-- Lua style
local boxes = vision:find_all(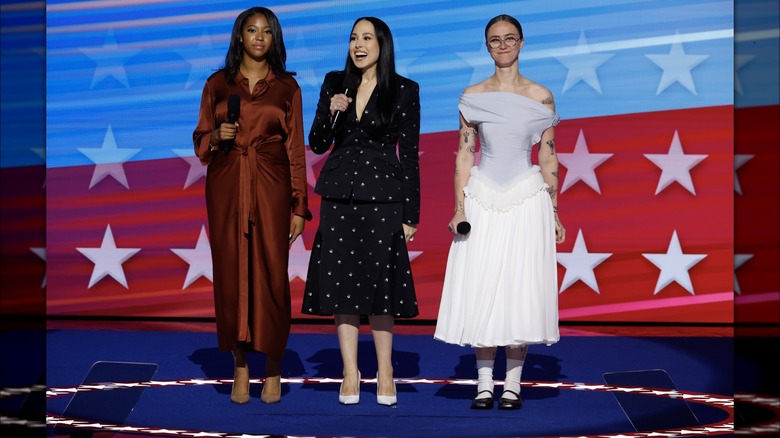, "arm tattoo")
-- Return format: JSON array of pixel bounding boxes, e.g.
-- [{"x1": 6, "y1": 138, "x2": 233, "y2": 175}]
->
[
  {"x1": 541, "y1": 97, "x2": 553, "y2": 105},
  {"x1": 467, "y1": 145, "x2": 476, "y2": 155},
  {"x1": 460, "y1": 126, "x2": 477, "y2": 144},
  {"x1": 546, "y1": 138, "x2": 555, "y2": 155}
]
